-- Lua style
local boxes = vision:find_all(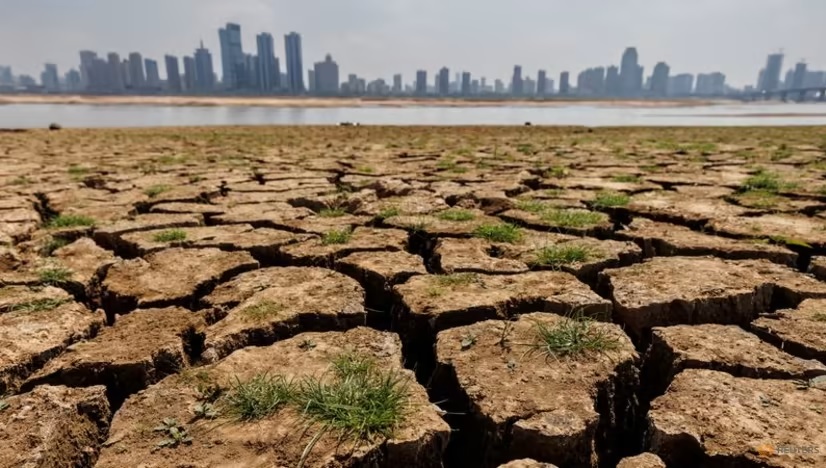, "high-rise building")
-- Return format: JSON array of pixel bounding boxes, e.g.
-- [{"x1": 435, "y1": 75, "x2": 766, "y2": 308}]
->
[
  {"x1": 284, "y1": 32, "x2": 305, "y2": 93},
  {"x1": 461, "y1": 72, "x2": 471, "y2": 95},
  {"x1": 494, "y1": 79, "x2": 504, "y2": 94},
  {"x1": 128, "y1": 52, "x2": 145, "y2": 89},
  {"x1": 107, "y1": 53, "x2": 125, "y2": 91},
  {"x1": 437, "y1": 67, "x2": 450, "y2": 96},
  {"x1": 183, "y1": 56, "x2": 196, "y2": 91},
  {"x1": 0, "y1": 66, "x2": 13, "y2": 86},
  {"x1": 511, "y1": 66, "x2": 523, "y2": 95},
  {"x1": 256, "y1": 33, "x2": 280, "y2": 92},
  {"x1": 804, "y1": 70, "x2": 826, "y2": 88},
  {"x1": 695, "y1": 72, "x2": 726, "y2": 95},
  {"x1": 537, "y1": 70, "x2": 547, "y2": 96},
  {"x1": 605, "y1": 66, "x2": 621, "y2": 95},
  {"x1": 559, "y1": 71, "x2": 570, "y2": 95},
  {"x1": 668, "y1": 73, "x2": 694, "y2": 96},
  {"x1": 620, "y1": 47, "x2": 643, "y2": 96},
  {"x1": 219, "y1": 23, "x2": 244, "y2": 89},
  {"x1": 41, "y1": 64, "x2": 60, "y2": 92},
  {"x1": 313, "y1": 54, "x2": 339, "y2": 95},
  {"x1": 64, "y1": 69, "x2": 81, "y2": 91},
  {"x1": 791, "y1": 62, "x2": 808, "y2": 89},
  {"x1": 415, "y1": 70, "x2": 427, "y2": 95},
  {"x1": 194, "y1": 41, "x2": 215, "y2": 91},
  {"x1": 650, "y1": 62, "x2": 670, "y2": 96},
  {"x1": 392, "y1": 74, "x2": 402, "y2": 94},
  {"x1": 79, "y1": 50, "x2": 97, "y2": 89},
  {"x1": 121, "y1": 60, "x2": 131, "y2": 88},
  {"x1": 760, "y1": 52, "x2": 784, "y2": 92},
  {"x1": 577, "y1": 67, "x2": 606, "y2": 95},
  {"x1": 165, "y1": 55, "x2": 182, "y2": 92},
  {"x1": 144, "y1": 59, "x2": 161, "y2": 89},
  {"x1": 242, "y1": 54, "x2": 258, "y2": 89}
]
